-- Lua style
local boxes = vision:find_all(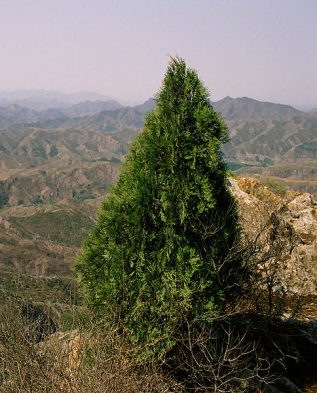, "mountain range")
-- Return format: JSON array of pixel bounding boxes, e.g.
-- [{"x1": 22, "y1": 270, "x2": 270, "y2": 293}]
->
[
  {"x1": 0, "y1": 92, "x2": 317, "y2": 277},
  {"x1": 1, "y1": 94, "x2": 316, "y2": 174}
]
